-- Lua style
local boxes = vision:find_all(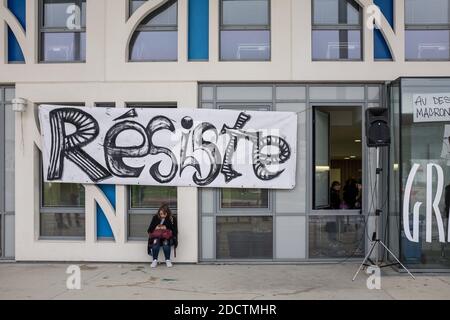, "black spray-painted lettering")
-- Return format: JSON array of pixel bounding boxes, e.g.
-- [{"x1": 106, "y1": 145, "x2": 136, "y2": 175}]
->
[
  {"x1": 46, "y1": 109, "x2": 292, "y2": 186},
  {"x1": 104, "y1": 120, "x2": 150, "y2": 177},
  {"x1": 47, "y1": 108, "x2": 112, "y2": 182}
]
